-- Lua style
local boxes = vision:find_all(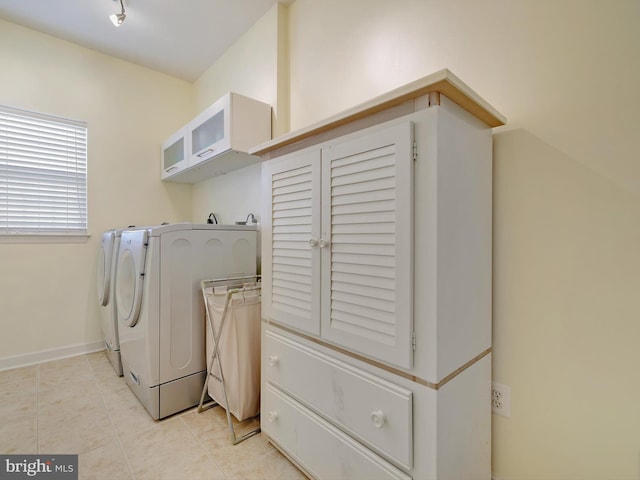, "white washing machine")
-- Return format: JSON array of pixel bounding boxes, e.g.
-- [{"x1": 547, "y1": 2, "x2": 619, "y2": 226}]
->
[
  {"x1": 97, "y1": 229, "x2": 125, "y2": 376},
  {"x1": 115, "y1": 223, "x2": 257, "y2": 420}
]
